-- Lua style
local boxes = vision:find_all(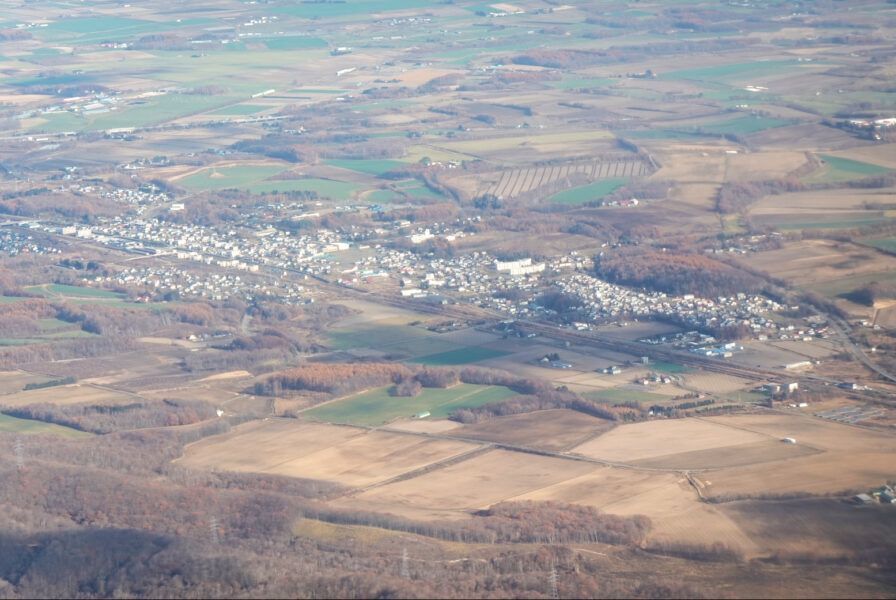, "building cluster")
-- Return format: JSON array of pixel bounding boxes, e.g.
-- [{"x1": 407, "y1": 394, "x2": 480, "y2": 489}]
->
[
  {"x1": 550, "y1": 272, "x2": 784, "y2": 333},
  {"x1": 97, "y1": 264, "x2": 312, "y2": 304},
  {"x1": 0, "y1": 229, "x2": 60, "y2": 257},
  {"x1": 854, "y1": 484, "x2": 896, "y2": 505},
  {"x1": 27, "y1": 202, "x2": 796, "y2": 338}
]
